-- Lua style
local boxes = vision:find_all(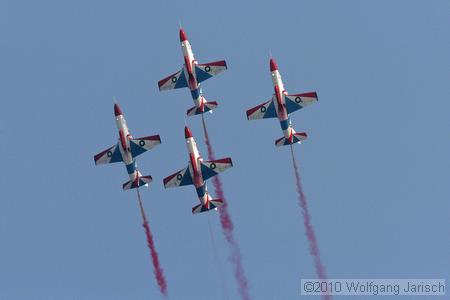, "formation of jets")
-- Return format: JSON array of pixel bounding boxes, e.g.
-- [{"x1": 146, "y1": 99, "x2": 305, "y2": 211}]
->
[{"x1": 94, "y1": 28, "x2": 318, "y2": 214}]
